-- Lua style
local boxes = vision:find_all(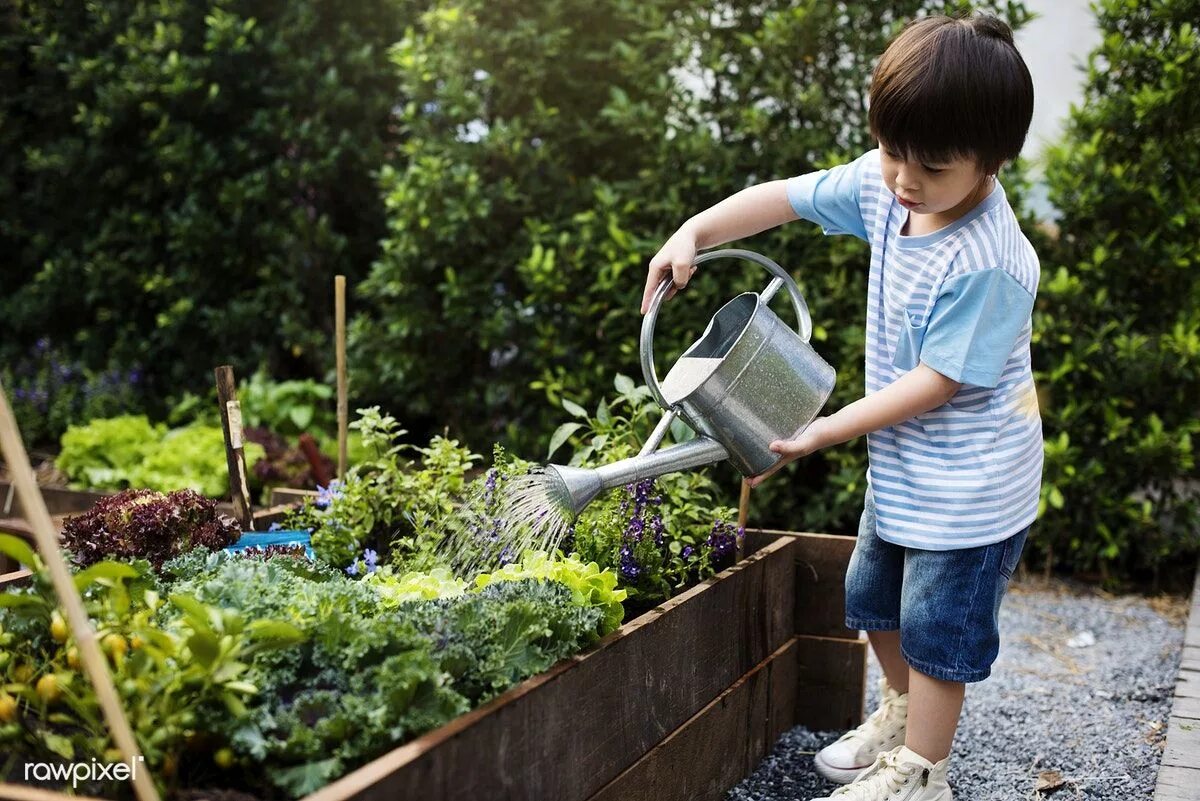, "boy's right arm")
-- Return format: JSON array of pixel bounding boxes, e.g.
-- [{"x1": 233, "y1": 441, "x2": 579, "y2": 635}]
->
[
  {"x1": 641, "y1": 152, "x2": 873, "y2": 314},
  {"x1": 640, "y1": 180, "x2": 796, "y2": 314}
]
